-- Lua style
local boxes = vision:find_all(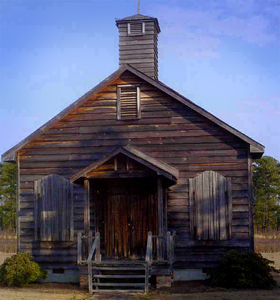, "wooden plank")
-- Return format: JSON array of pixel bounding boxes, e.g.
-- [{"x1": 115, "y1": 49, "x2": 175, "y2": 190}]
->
[
  {"x1": 77, "y1": 231, "x2": 82, "y2": 264},
  {"x1": 188, "y1": 179, "x2": 194, "y2": 239},
  {"x1": 248, "y1": 153, "x2": 254, "y2": 250},
  {"x1": 17, "y1": 153, "x2": 21, "y2": 251},
  {"x1": 209, "y1": 171, "x2": 214, "y2": 240},
  {"x1": 84, "y1": 179, "x2": 90, "y2": 234},
  {"x1": 227, "y1": 177, "x2": 232, "y2": 239}
]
